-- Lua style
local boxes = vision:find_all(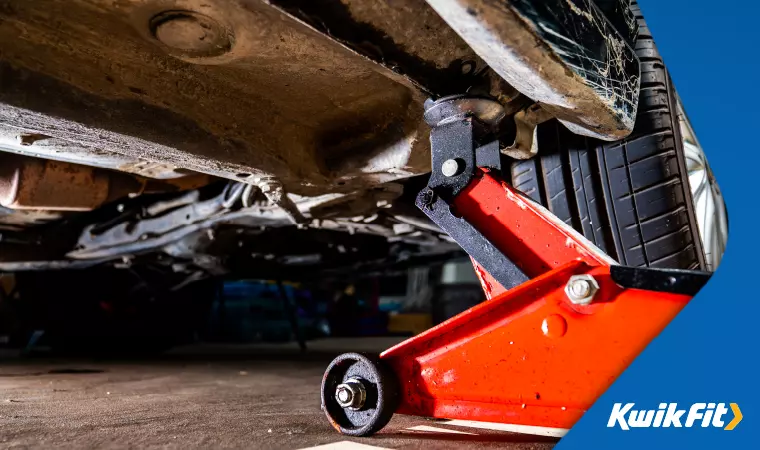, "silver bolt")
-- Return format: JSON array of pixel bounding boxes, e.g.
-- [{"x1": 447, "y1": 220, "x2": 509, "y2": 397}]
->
[
  {"x1": 336, "y1": 387, "x2": 351, "y2": 403},
  {"x1": 441, "y1": 159, "x2": 461, "y2": 177},
  {"x1": 335, "y1": 378, "x2": 366, "y2": 410},
  {"x1": 570, "y1": 280, "x2": 591, "y2": 298},
  {"x1": 565, "y1": 274, "x2": 599, "y2": 305}
]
